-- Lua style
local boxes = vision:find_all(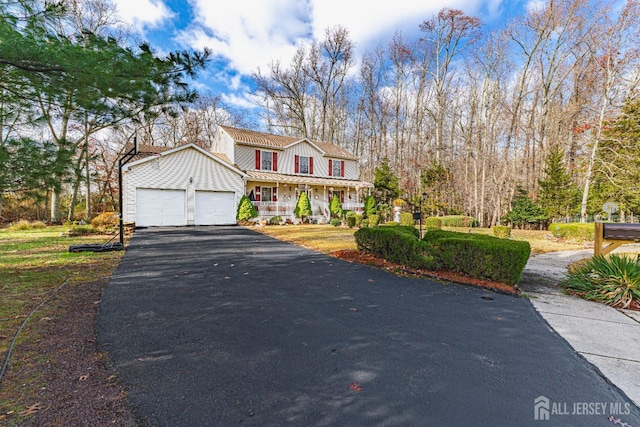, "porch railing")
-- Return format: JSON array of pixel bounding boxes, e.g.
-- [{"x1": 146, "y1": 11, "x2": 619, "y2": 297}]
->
[
  {"x1": 252, "y1": 201, "x2": 295, "y2": 217},
  {"x1": 252, "y1": 201, "x2": 365, "y2": 219},
  {"x1": 342, "y1": 202, "x2": 364, "y2": 213}
]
